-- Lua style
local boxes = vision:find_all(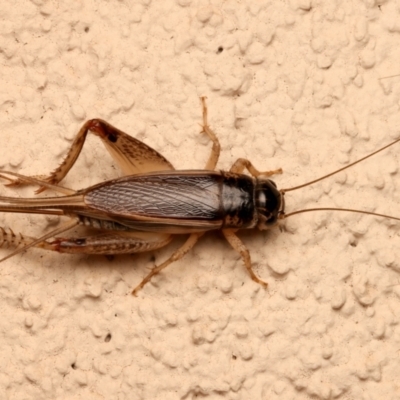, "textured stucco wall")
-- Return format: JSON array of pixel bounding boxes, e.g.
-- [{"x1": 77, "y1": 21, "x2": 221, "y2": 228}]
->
[{"x1": 1, "y1": 1, "x2": 400, "y2": 399}]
